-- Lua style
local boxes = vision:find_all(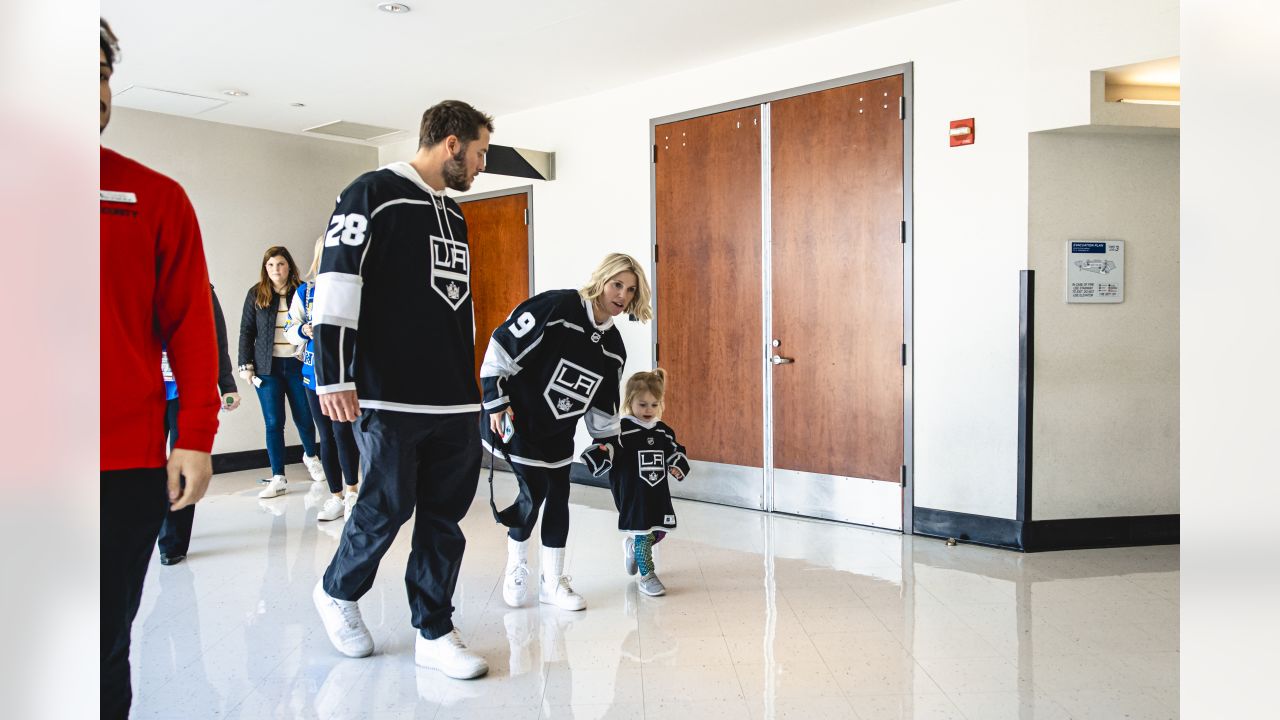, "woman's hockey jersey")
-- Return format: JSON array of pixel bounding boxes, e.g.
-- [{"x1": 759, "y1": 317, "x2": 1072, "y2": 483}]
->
[
  {"x1": 608, "y1": 416, "x2": 691, "y2": 533},
  {"x1": 312, "y1": 163, "x2": 479, "y2": 413},
  {"x1": 480, "y1": 289, "x2": 625, "y2": 465}
]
